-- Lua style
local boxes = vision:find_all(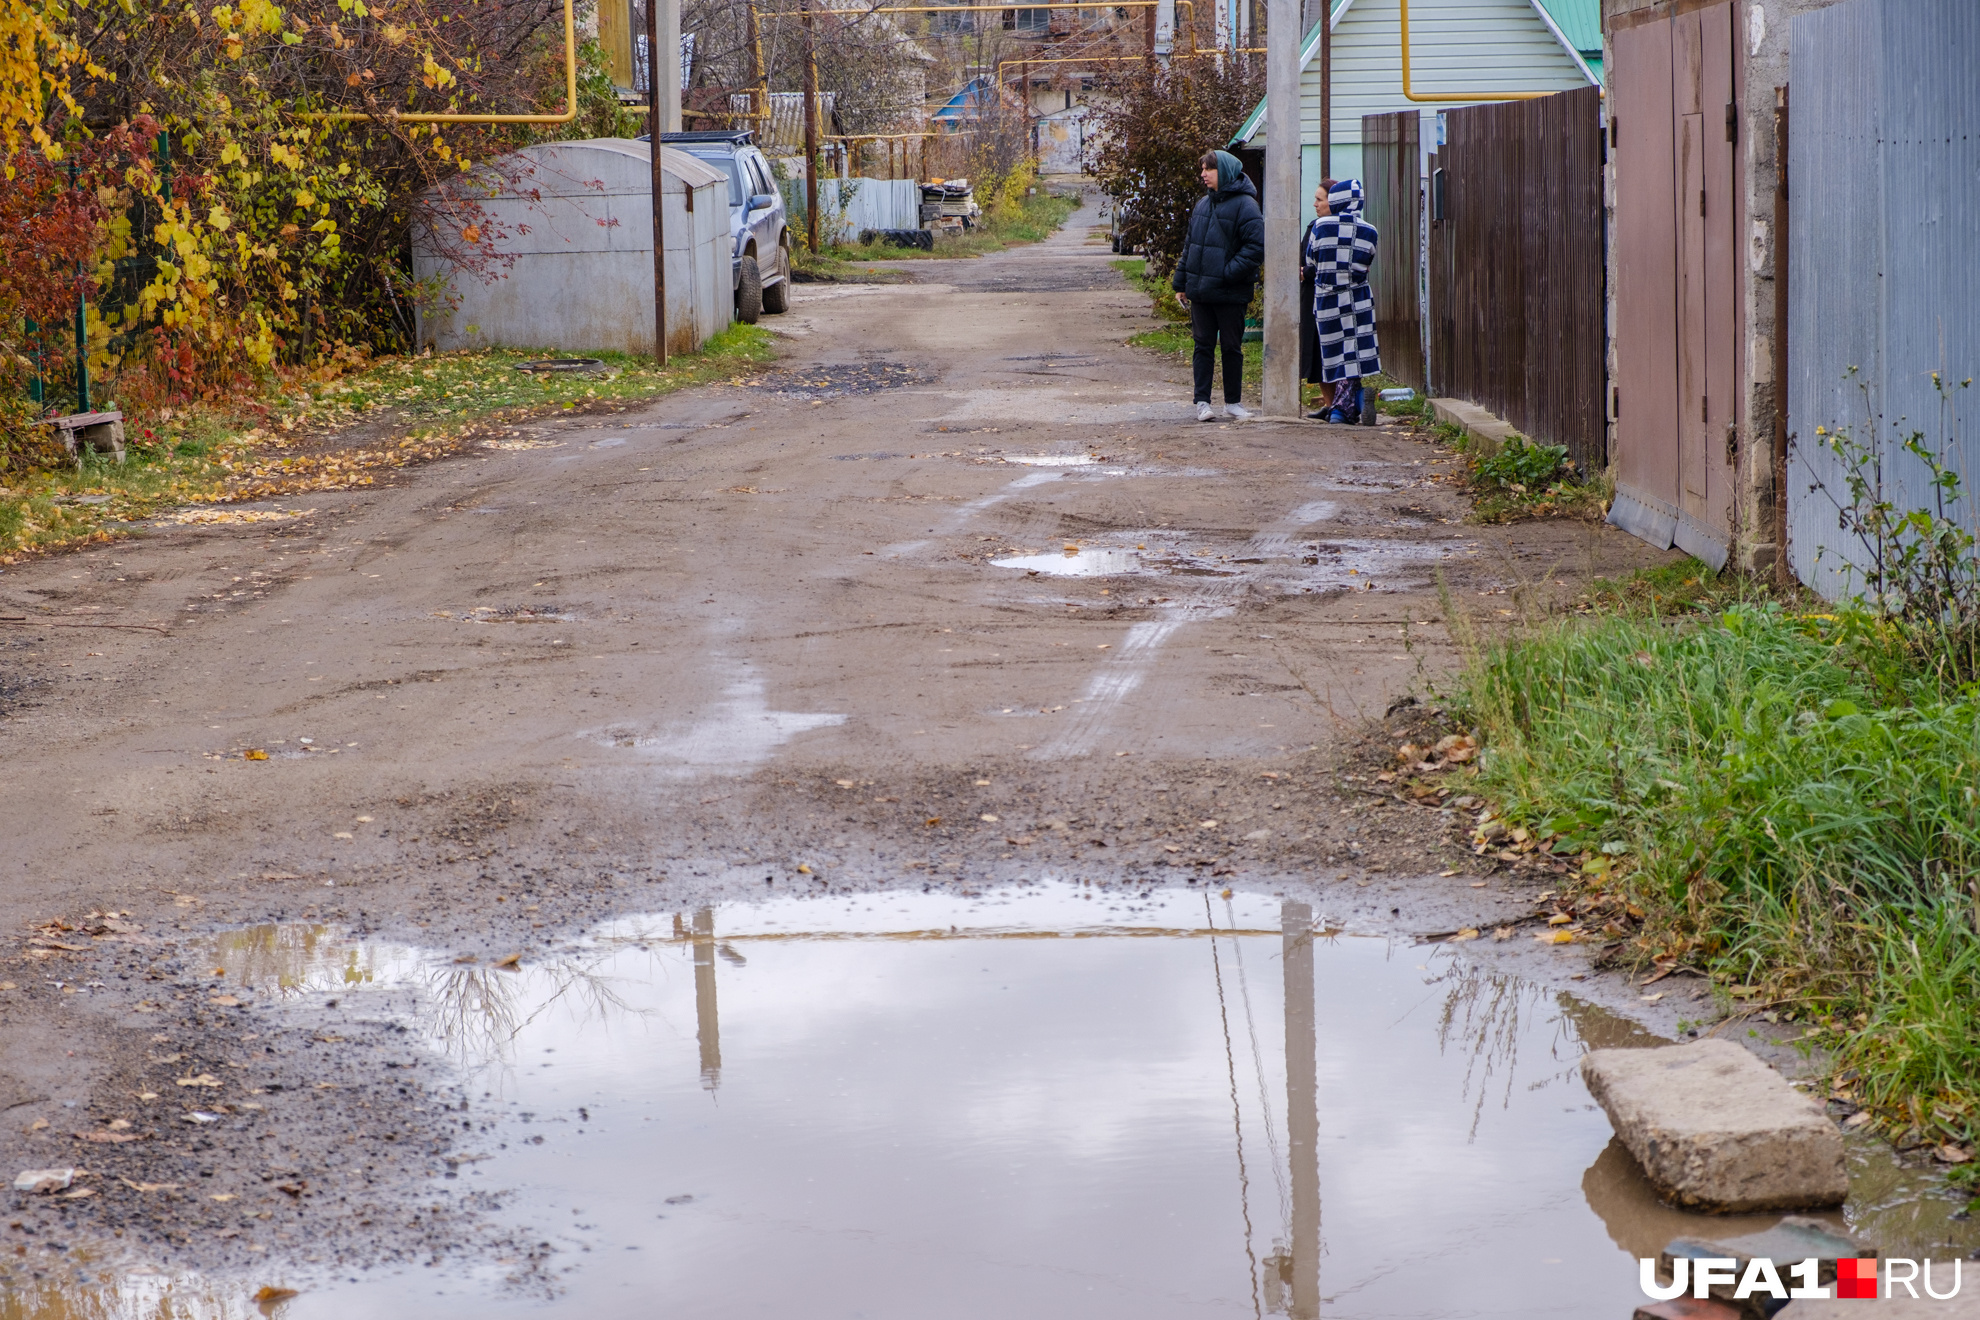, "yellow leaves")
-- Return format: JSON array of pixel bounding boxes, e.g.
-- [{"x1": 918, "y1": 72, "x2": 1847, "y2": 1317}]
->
[
  {"x1": 207, "y1": 207, "x2": 232, "y2": 231},
  {"x1": 218, "y1": 140, "x2": 244, "y2": 166},
  {"x1": 421, "y1": 52, "x2": 455, "y2": 90},
  {"x1": 294, "y1": 189, "x2": 316, "y2": 208},
  {"x1": 0, "y1": 3, "x2": 89, "y2": 159},
  {"x1": 461, "y1": 225, "x2": 480, "y2": 244},
  {"x1": 382, "y1": 22, "x2": 408, "y2": 44},
  {"x1": 269, "y1": 142, "x2": 301, "y2": 169}
]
